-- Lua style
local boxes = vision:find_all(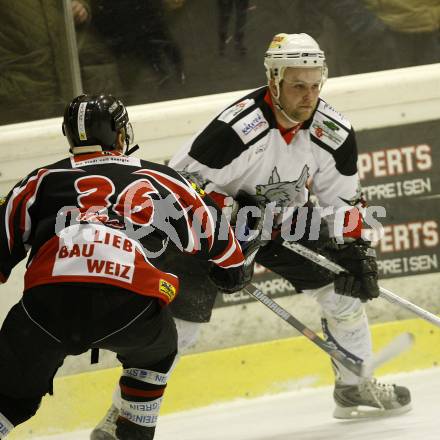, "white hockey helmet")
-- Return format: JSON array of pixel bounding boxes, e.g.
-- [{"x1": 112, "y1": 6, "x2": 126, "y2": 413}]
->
[{"x1": 264, "y1": 33, "x2": 328, "y2": 95}]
